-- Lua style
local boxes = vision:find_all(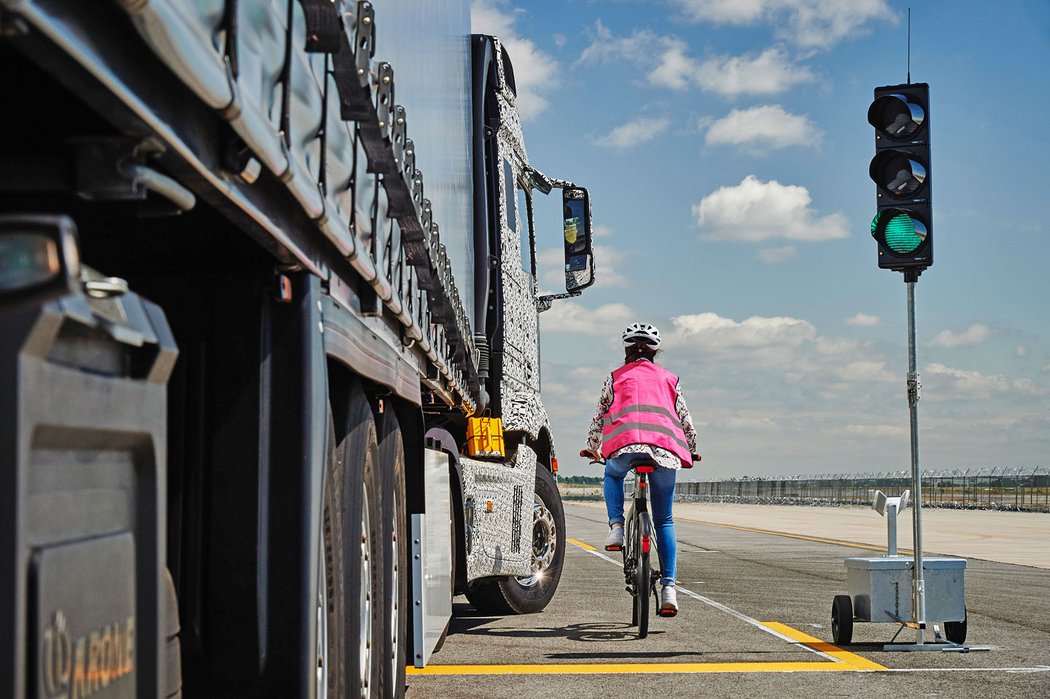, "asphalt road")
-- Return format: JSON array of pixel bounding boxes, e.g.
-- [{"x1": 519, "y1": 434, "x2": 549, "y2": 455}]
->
[{"x1": 405, "y1": 502, "x2": 1050, "y2": 698}]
